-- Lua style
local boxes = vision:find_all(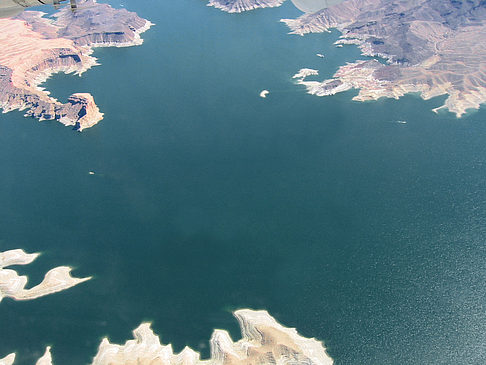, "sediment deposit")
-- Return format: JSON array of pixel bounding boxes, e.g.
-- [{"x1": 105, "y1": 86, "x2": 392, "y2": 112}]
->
[
  {"x1": 0, "y1": 0, "x2": 151, "y2": 130},
  {"x1": 0, "y1": 249, "x2": 90, "y2": 302},
  {"x1": 3, "y1": 309, "x2": 333, "y2": 365}
]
